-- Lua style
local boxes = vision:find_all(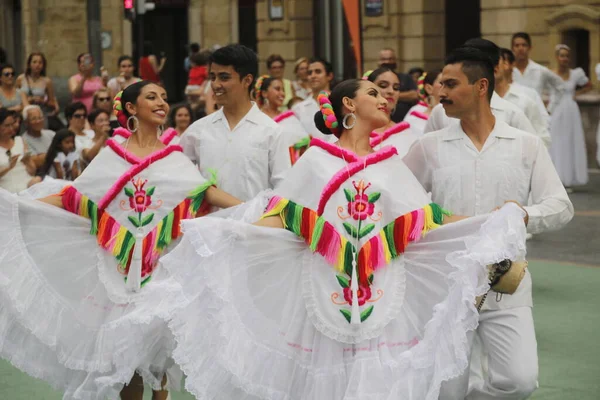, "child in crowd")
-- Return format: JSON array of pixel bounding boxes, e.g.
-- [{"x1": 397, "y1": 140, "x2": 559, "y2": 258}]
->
[{"x1": 40, "y1": 129, "x2": 79, "y2": 180}]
